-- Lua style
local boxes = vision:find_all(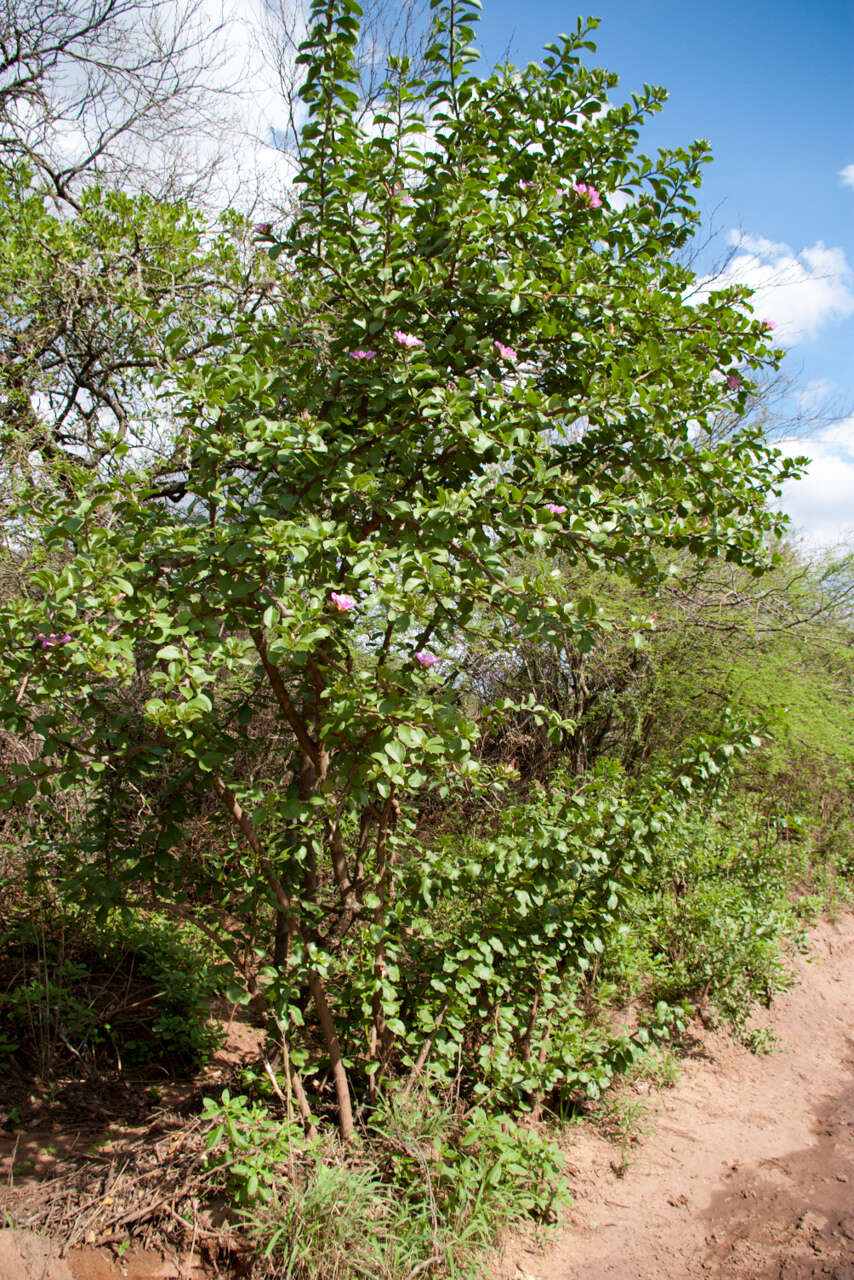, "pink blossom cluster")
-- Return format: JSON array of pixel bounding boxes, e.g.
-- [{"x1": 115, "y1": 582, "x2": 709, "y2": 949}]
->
[
  {"x1": 393, "y1": 331, "x2": 423, "y2": 349},
  {"x1": 347, "y1": 330, "x2": 529, "y2": 364},
  {"x1": 347, "y1": 329, "x2": 530, "y2": 366},
  {"x1": 761, "y1": 318, "x2": 777, "y2": 331},
  {"x1": 37, "y1": 633, "x2": 71, "y2": 648},
  {"x1": 414, "y1": 650, "x2": 440, "y2": 666},
  {"x1": 545, "y1": 503, "x2": 567, "y2": 516},
  {"x1": 573, "y1": 183, "x2": 602, "y2": 208},
  {"x1": 727, "y1": 373, "x2": 742, "y2": 391},
  {"x1": 330, "y1": 592, "x2": 357, "y2": 611}
]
